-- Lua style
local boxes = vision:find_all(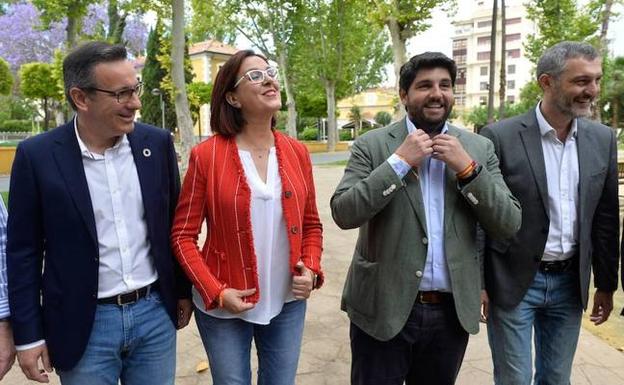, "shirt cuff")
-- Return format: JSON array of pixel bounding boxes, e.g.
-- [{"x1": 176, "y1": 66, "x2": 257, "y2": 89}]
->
[
  {"x1": 16, "y1": 339, "x2": 46, "y2": 351},
  {"x1": 387, "y1": 154, "x2": 411, "y2": 179}
]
